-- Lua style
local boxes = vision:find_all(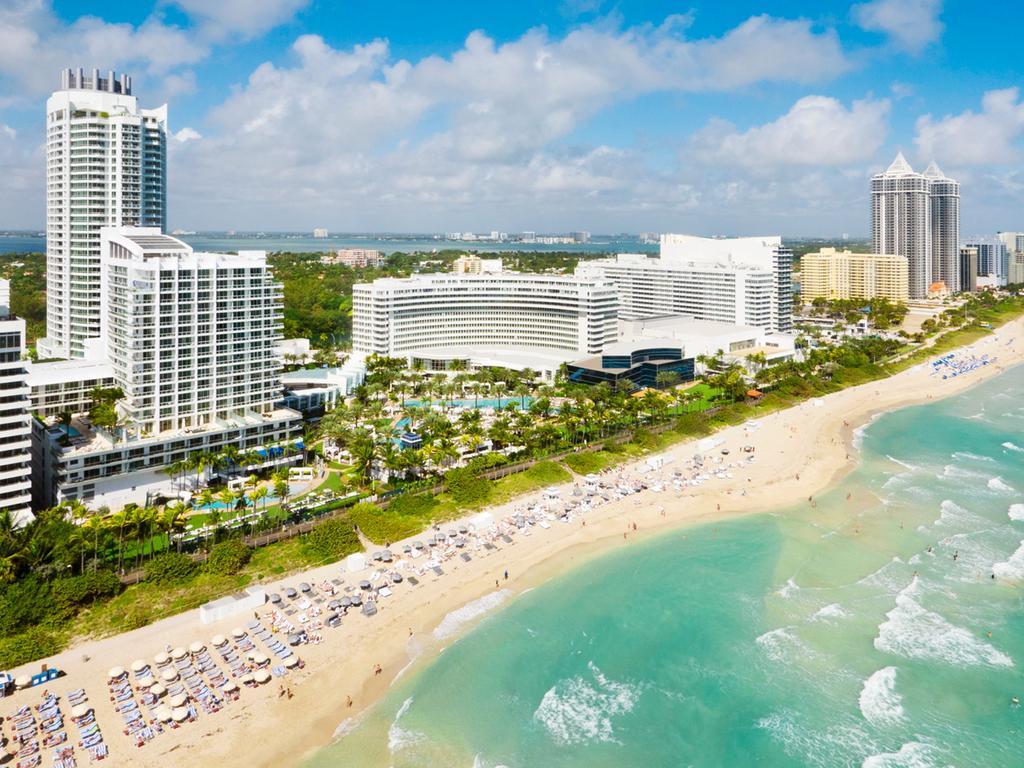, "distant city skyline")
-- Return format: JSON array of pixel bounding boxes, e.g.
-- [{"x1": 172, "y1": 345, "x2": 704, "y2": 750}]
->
[{"x1": 1, "y1": 1, "x2": 1023, "y2": 234}]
